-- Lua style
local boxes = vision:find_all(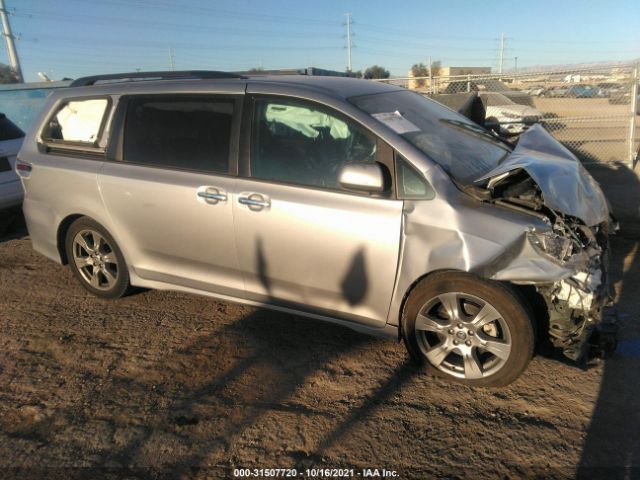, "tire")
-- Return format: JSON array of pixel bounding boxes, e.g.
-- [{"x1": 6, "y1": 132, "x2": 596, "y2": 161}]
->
[
  {"x1": 401, "y1": 272, "x2": 535, "y2": 387},
  {"x1": 64, "y1": 217, "x2": 131, "y2": 299}
]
